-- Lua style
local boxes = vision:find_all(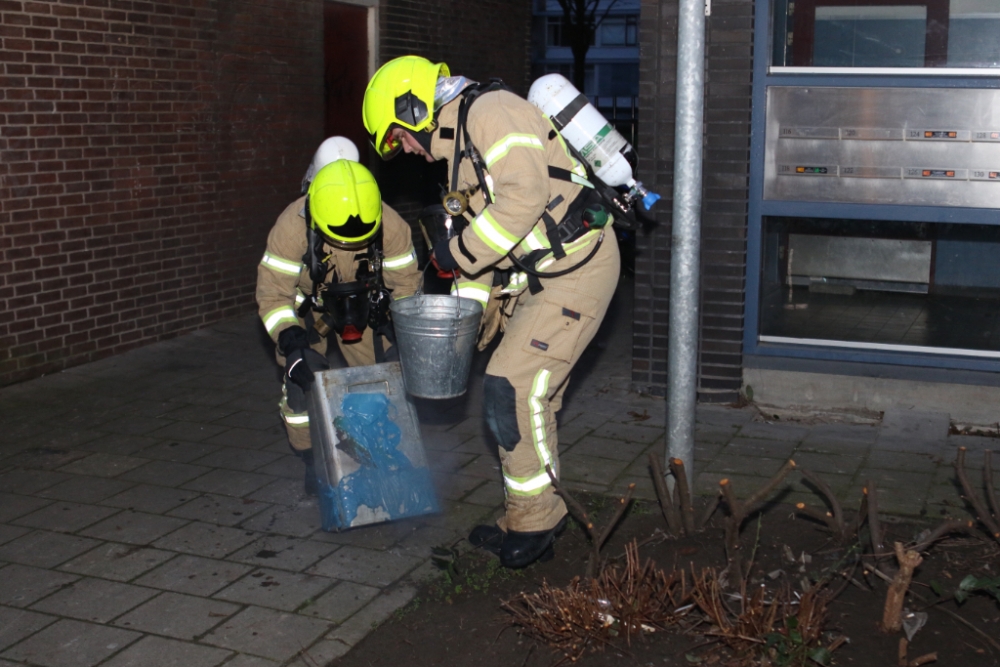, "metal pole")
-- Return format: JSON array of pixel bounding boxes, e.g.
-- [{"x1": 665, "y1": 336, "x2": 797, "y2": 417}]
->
[{"x1": 666, "y1": 0, "x2": 706, "y2": 498}]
